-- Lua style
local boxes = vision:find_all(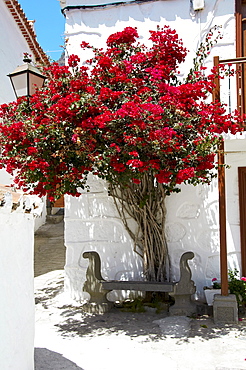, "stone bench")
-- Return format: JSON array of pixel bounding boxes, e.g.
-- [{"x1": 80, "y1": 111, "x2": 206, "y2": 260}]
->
[{"x1": 82, "y1": 250, "x2": 196, "y2": 315}]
